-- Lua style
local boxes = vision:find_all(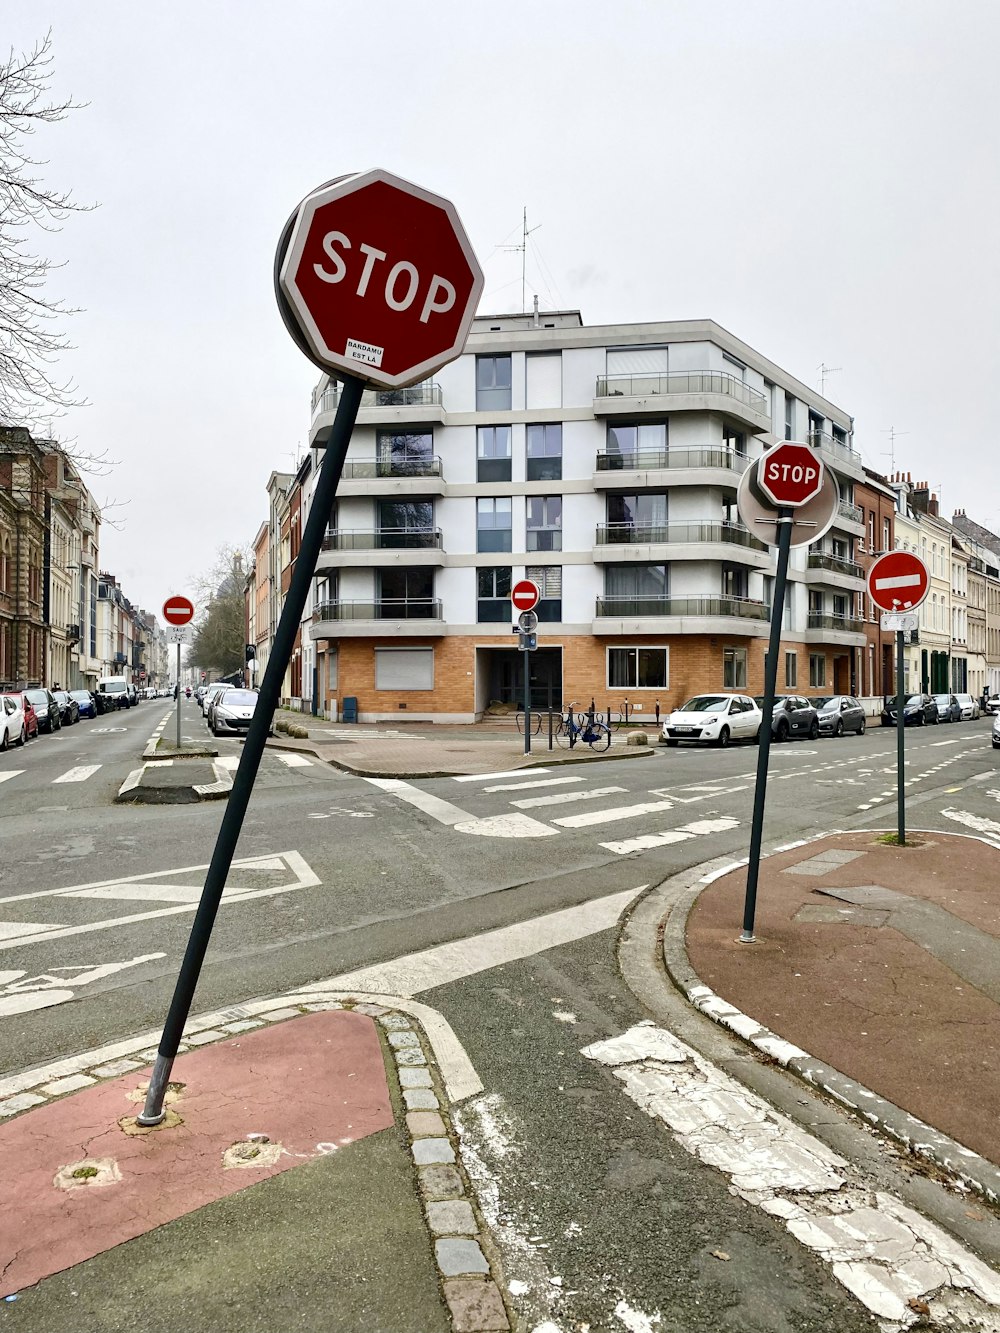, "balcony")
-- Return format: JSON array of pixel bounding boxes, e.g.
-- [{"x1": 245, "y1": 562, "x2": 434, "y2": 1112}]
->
[
  {"x1": 311, "y1": 598, "x2": 445, "y2": 639},
  {"x1": 315, "y1": 529, "x2": 445, "y2": 570},
  {"x1": 114, "y1": 651, "x2": 127, "y2": 665},
  {"x1": 806, "y1": 429, "x2": 864, "y2": 475},
  {"x1": 311, "y1": 381, "x2": 444, "y2": 443},
  {"x1": 807, "y1": 611, "x2": 863, "y2": 632},
  {"x1": 336, "y1": 455, "x2": 445, "y2": 498},
  {"x1": 66, "y1": 623, "x2": 80, "y2": 643},
  {"x1": 806, "y1": 551, "x2": 865, "y2": 583},
  {"x1": 836, "y1": 499, "x2": 864, "y2": 525},
  {"x1": 593, "y1": 446, "x2": 749, "y2": 490},
  {"x1": 593, "y1": 594, "x2": 770, "y2": 635},
  {"x1": 594, "y1": 520, "x2": 771, "y2": 567},
  {"x1": 594, "y1": 371, "x2": 770, "y2": 432}
]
